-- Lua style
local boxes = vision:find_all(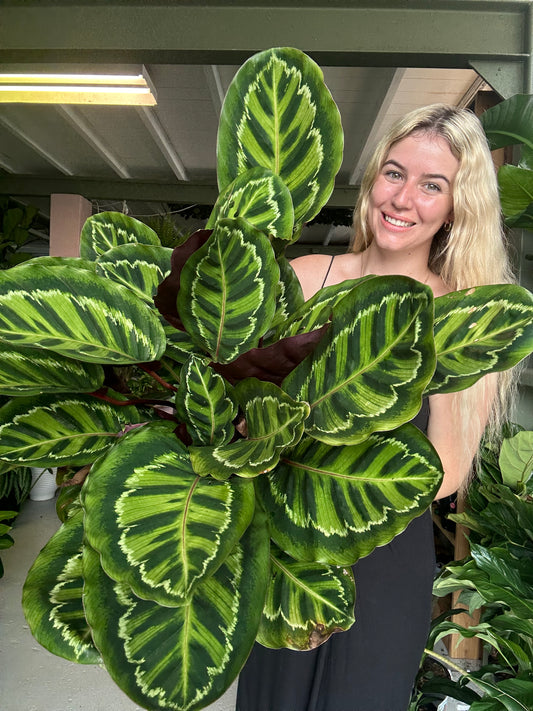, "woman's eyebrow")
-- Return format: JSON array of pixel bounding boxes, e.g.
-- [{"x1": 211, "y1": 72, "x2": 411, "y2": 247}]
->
[{"x1": 383, "y1": 159, "x2": 452, "y2": 185}]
